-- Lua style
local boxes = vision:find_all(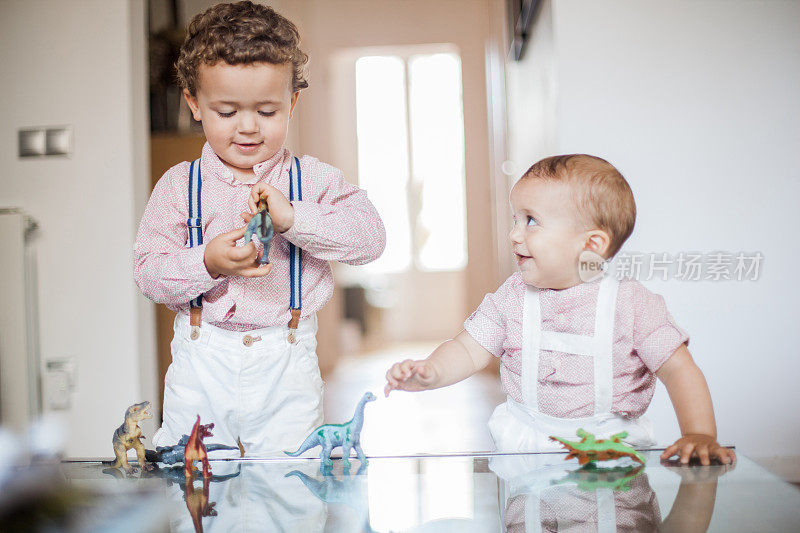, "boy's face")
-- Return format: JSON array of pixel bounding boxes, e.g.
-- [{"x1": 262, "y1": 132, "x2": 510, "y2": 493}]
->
[
  {"x1": 509, "y1": 179, "x2": 592, "y2": 289},
  {"x1": 184, "y1": 62, "x2": 298, "y2": 179}
]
